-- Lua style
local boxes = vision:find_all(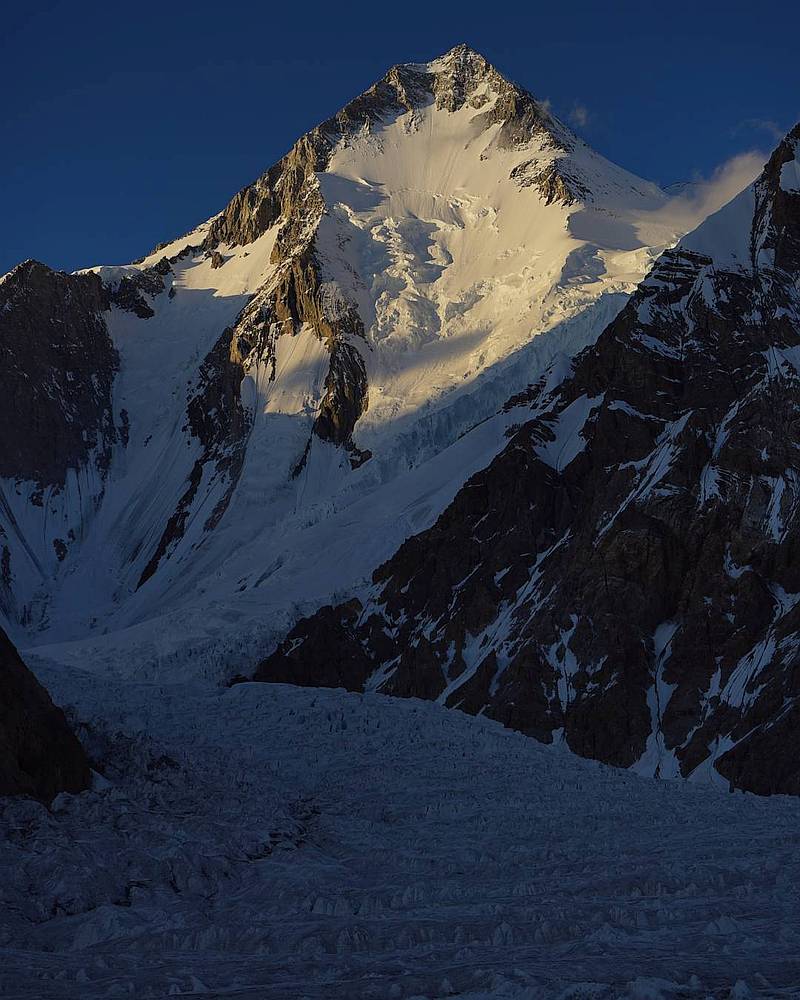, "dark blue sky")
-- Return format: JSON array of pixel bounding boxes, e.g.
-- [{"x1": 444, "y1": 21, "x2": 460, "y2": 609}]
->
[{"x1": 2, "y1": 0, "x2": 798, "y2": 274}]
